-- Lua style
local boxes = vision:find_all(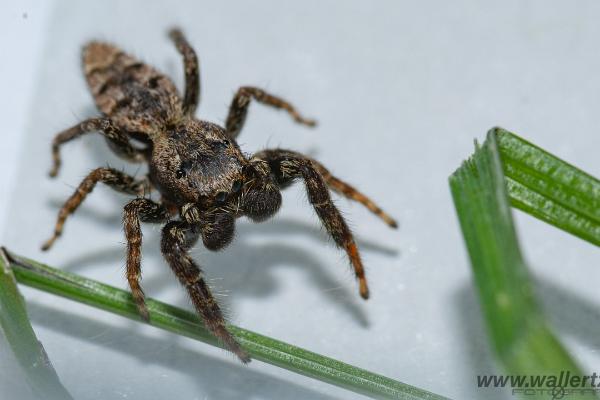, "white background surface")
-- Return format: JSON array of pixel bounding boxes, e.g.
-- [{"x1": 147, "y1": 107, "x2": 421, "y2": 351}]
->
[{"x1": 3, "y1": 1, "x2": 600, "y2": 399}]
